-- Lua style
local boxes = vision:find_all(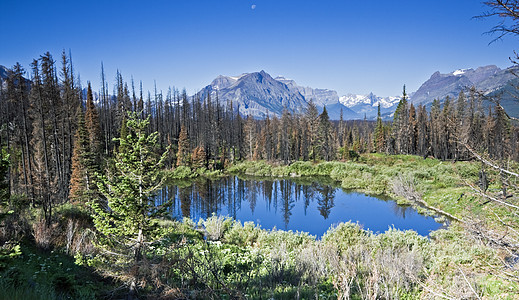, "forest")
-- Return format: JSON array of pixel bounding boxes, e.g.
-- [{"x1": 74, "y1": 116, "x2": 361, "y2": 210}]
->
[{"x1": 1, "y1": 54, "x2": 517, "y2": 217}]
